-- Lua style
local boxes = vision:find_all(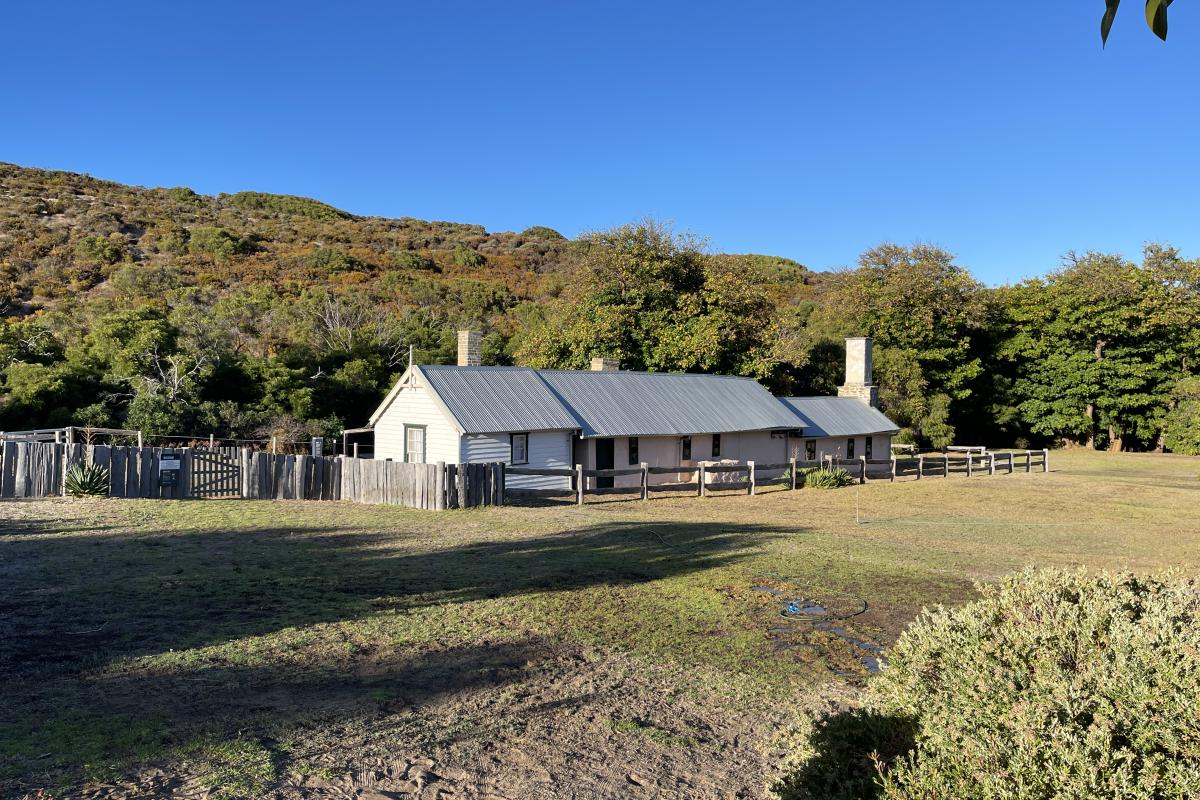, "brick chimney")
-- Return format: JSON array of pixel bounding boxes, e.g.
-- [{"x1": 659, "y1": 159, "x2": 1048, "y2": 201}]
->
[
  {"x1": 590, "y1": 357, "x2": 620, "y2": 372},
  {"x1": 457, "y1": 330, "x2": 482, "y2": 367},
  {"x1": 837, "y1": 336, "x2": 879, "y2": 407}
]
